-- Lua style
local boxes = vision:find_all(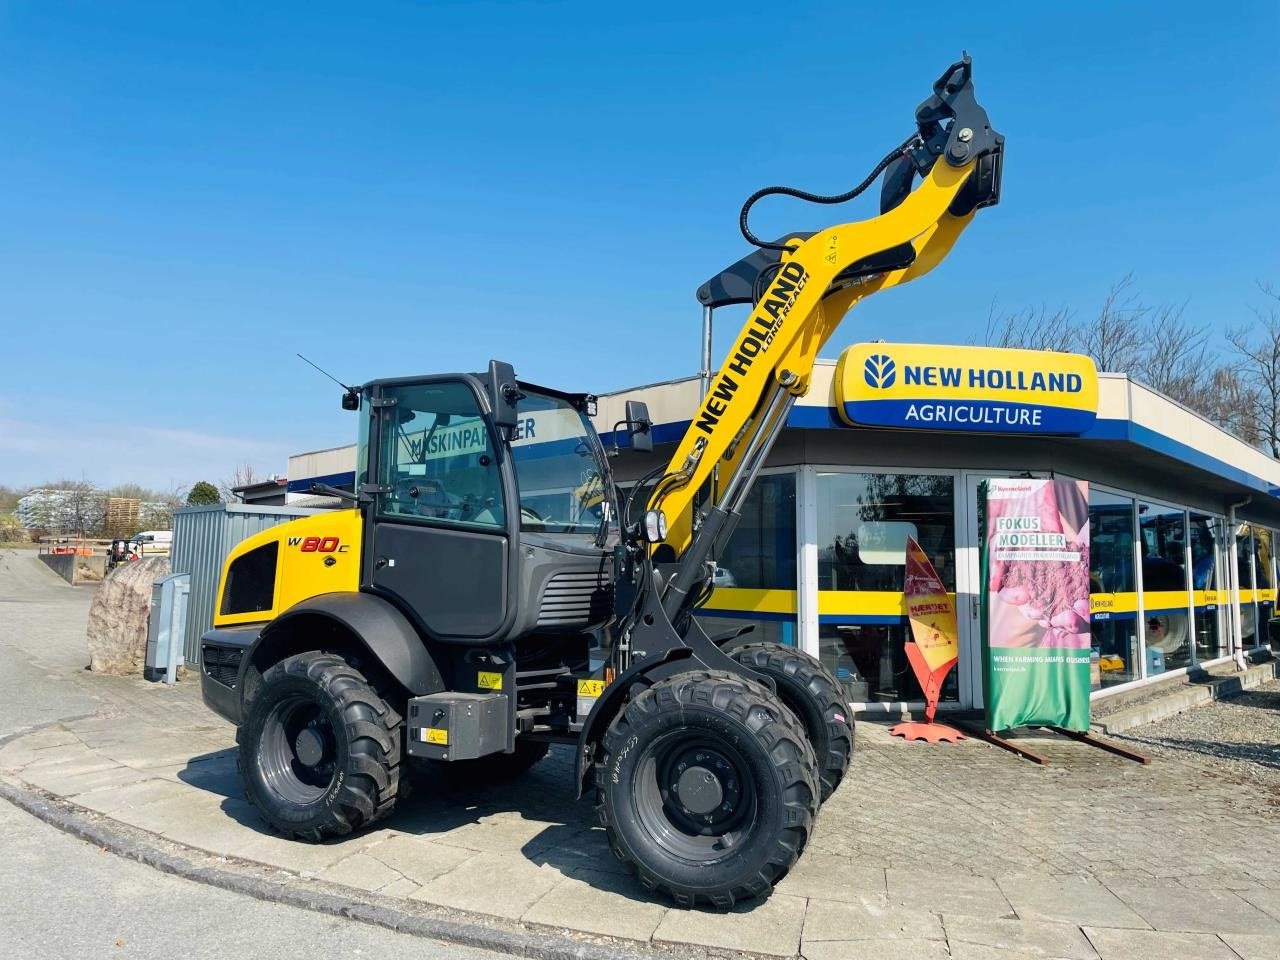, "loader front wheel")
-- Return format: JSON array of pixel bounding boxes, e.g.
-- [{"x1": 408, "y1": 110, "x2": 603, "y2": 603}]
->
[
  {"x1": 596, "y1": 671, "x2": 819, "y2": 908},
  {"x1": 730, "y1": 642, "x2": 853, "y2": 802},
  {"x1": 239, "y1": 652, "x2": 402, "y2": 842}
]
